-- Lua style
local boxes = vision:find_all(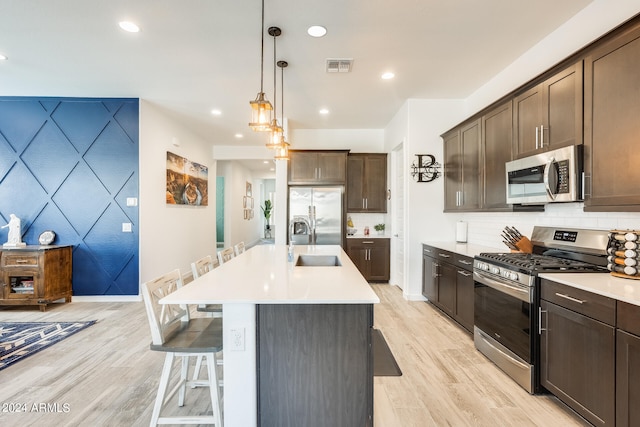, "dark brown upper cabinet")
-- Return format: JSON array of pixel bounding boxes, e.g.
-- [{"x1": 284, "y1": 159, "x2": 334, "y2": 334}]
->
[
  {"x1": 347, "y1": 153, "x2": 387, "y2": 213},
  {"x1": 288, "y1": 150, "x2": 348, "y2": 185},
  {"x1": 584, "y1": 23, "x2": 640, "y2": 211},
  {"x1": 513, "y1": 62, "x2": 583, "y2": 158},
  {"x1": 444, "y1": 119, "x2": 482, "y2": 211},
  {"x1": 482, "y1": 100, "x2": 513, "y2": 210}
]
